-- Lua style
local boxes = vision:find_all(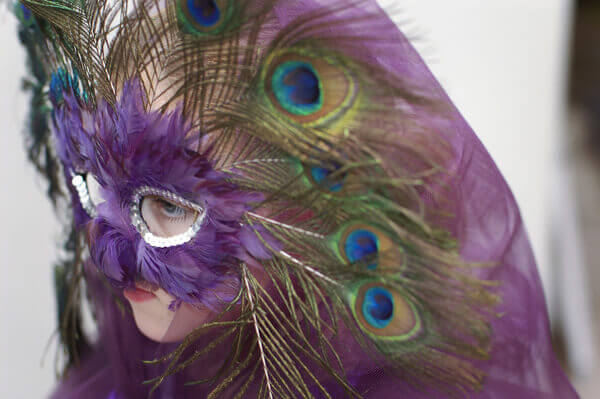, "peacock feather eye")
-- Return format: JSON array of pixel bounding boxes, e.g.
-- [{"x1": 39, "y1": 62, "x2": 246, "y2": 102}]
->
[
  {"x1": 20, "y1": 4, "x2": 32, "y2": 20},
  {"x1": 261, "y1": 48, "x2": 358, "y2": 128},
  {"x1": 345, "y1": 229, "x2": 379, "y2": 270},
  {"x1": 331, "y1": 222, "x2": 405, "y2": 272},
  {"x1": 272, "y1": 61, "x2": 323, "y2": 116},
  {"x1": 308, "y1": 163, "x2": 346, "y2": 192},
  {"x1": 187, "y1": 0, "x2": 220, "y2": 27},
  {"x1": 362, "y1": 286, "x2": 394, "y2": 328},
  {"x1": 349, "y1": 281, "x2": 422, "y2": 345},
  {"x1": 176, "y1": 0, "x2": 233, "y2": 35},
  {"x1": 16, "y1": 3, "x2": 35, "y2": 27}
]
